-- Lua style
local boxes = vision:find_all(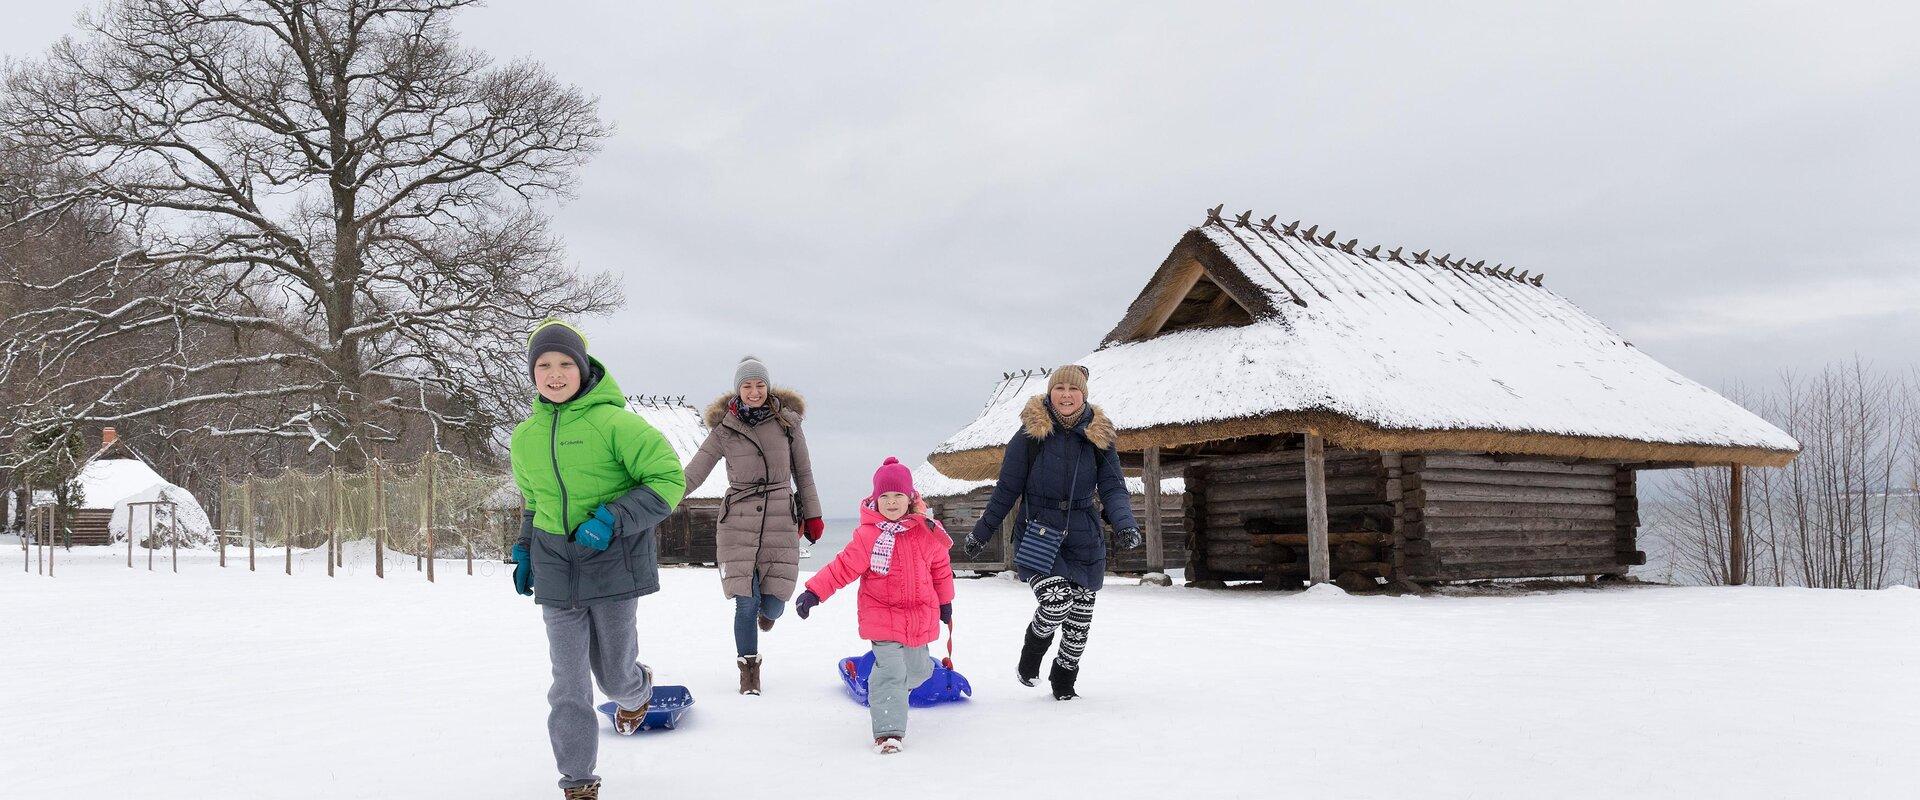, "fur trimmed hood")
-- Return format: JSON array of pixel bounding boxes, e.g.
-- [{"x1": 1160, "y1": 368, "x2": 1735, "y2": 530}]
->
[
  {"x1": 1020, "y1": 394, "x2": 1115, "y2": 450},
  {"x1": 704, "y1": 387, "x2": 806, "y2": 429}
]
